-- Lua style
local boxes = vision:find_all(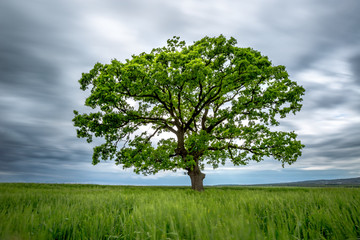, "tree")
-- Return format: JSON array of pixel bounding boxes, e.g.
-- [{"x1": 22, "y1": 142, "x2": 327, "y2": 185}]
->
[{"x1": 73, "y1": 35, "x2": 305, "y2": 191}]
